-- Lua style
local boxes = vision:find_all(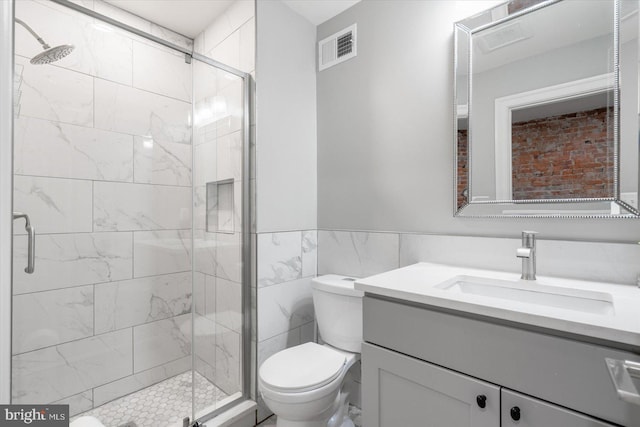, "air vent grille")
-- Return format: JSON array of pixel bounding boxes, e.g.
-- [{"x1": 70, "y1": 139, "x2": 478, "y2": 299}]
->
[
  {"x1": 319, "y1": 24, "x2": 357, "y2": 71},
  {"x1": 337, "y1": 32, "x2": 353, "y2": 57}
]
